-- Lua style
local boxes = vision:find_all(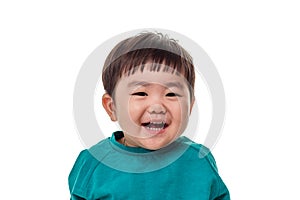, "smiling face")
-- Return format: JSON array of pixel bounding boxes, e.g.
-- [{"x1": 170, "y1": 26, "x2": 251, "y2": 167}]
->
[{"x1": 102, "y1": 64, "x2": 194, "y2": 150}]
